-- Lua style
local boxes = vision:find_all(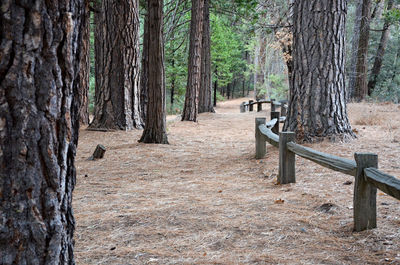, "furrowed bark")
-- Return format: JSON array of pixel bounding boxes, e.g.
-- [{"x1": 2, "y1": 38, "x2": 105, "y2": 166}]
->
[
  {"x1": 198, "y1": 0, "x2": 214, "y2": 113},
  {"x1": 139, "y1": 0, "x2": 168, "y2": 144},
  {"x1": 284, "y1": 0, "x2": 354, "y2": 142},
  {"x1": 0, "y1": 0, "x2": 83, "y2": 263},
  {"x1": 182, "y1": 0, "x2": 204, "y2": 121},
  {"x1": 90, "y1": 0, "x2": 143, "y2": 130},
  {"x1": 78, "y1": 0, "x2": 91, "y2": 125}
]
